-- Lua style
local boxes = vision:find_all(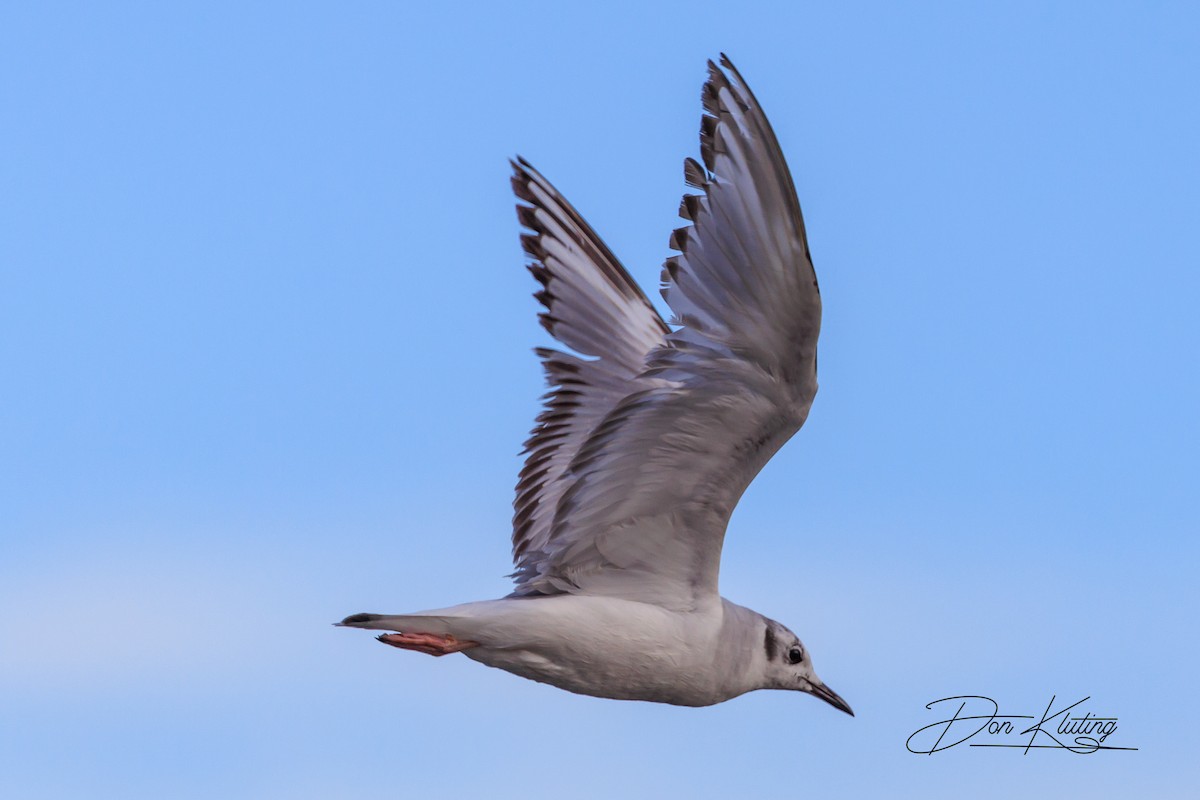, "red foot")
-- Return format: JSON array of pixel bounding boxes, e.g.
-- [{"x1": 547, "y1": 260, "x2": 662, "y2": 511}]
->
[{"x1": 377, "y1": 632, "x2": 479, "y2": 657}]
